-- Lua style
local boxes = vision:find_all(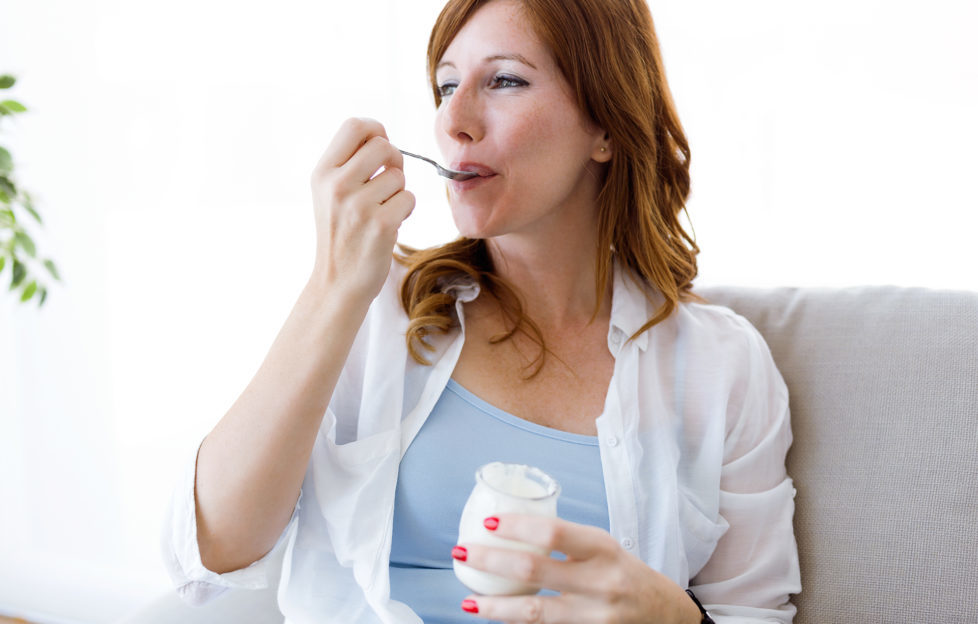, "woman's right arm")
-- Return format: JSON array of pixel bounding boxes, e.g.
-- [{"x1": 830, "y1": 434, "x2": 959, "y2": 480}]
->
[{"x1": 193, "y1": 118, "x2": 415, "y2": 574}]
